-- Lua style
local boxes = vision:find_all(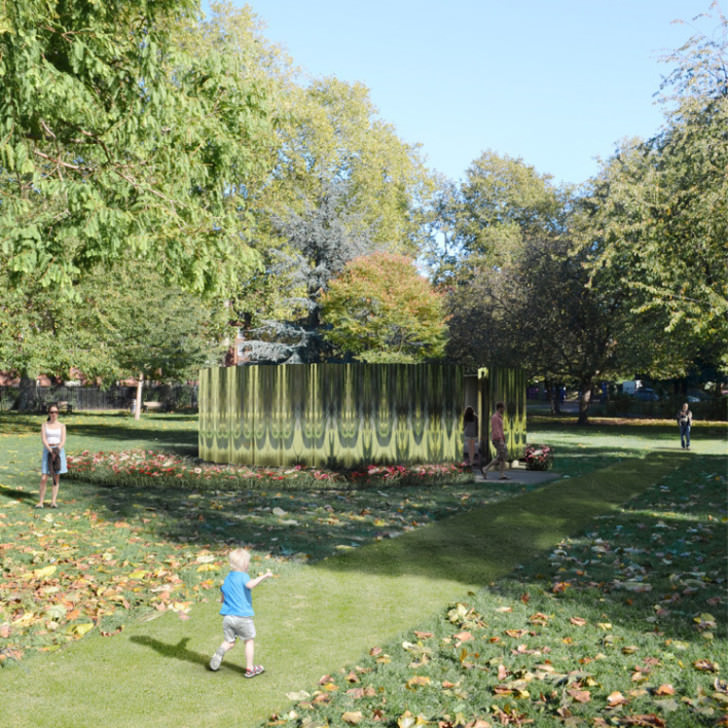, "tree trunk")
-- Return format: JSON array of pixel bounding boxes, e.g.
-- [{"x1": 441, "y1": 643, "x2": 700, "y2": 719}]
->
[
  {"x1": 547, "y1": 381, "x2": 561, "y2": 415},
  {"x1": 134, "y1": 373, "x2": 143, "y2": 421},
  {"x1": 13, "y1": 374, "x2": 37, "y2": 412},
  {"x1": 577, "y1": 381, "x2": 592, "y2": 425}
]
